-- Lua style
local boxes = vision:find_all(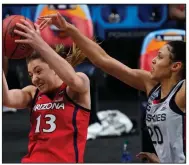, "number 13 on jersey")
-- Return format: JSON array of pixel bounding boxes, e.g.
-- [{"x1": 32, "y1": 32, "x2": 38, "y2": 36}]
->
[{"x1": 35, "y1": 114, "x2": 57, "y2": 133}]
